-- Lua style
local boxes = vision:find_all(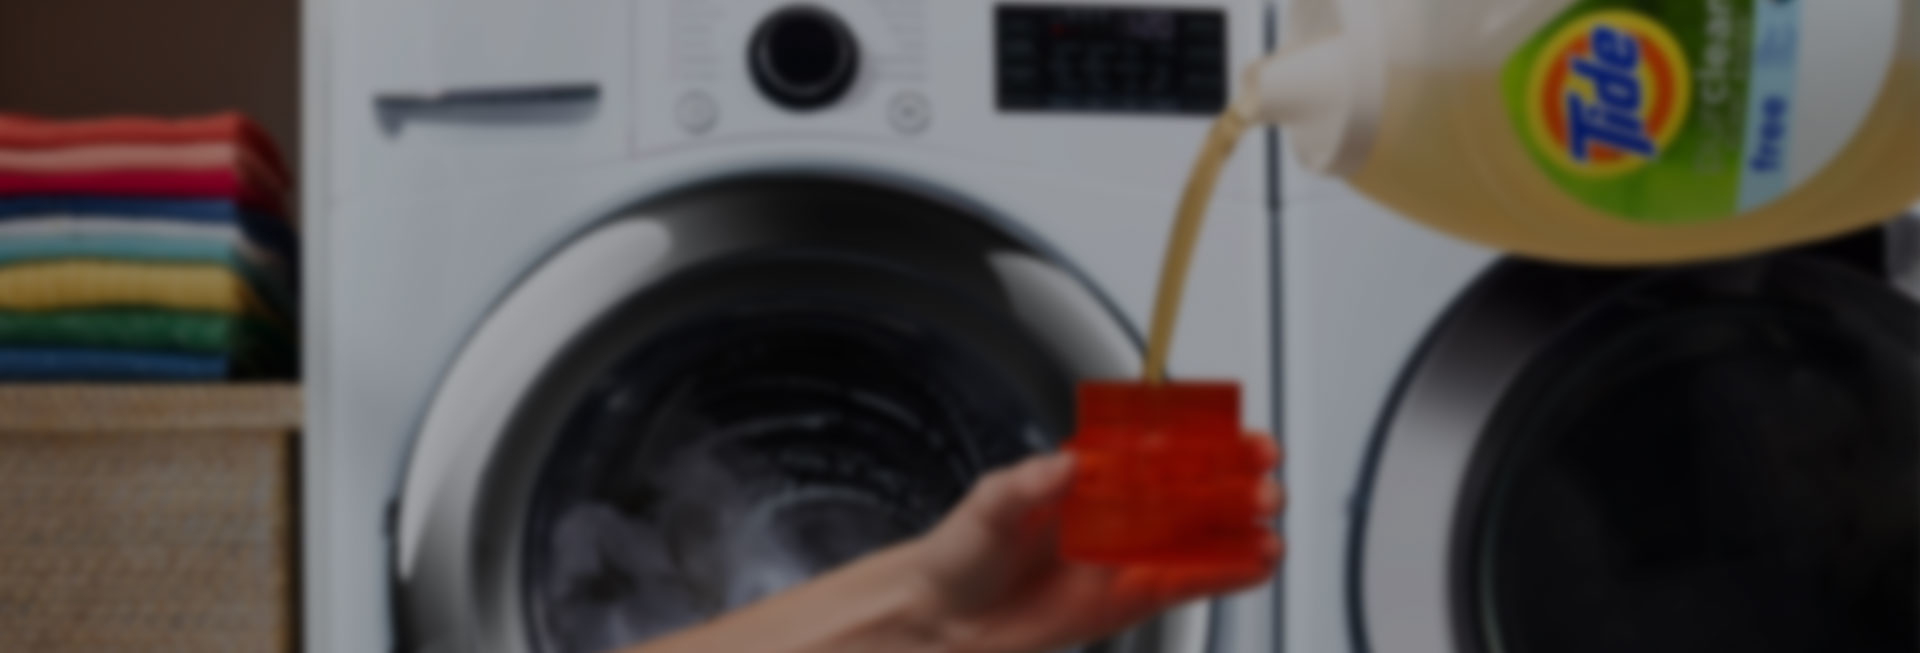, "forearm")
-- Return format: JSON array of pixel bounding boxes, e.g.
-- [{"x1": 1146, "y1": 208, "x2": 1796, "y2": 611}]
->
[{"x1": 621, "y1": 543, "x2": 956, "y2": 653}]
